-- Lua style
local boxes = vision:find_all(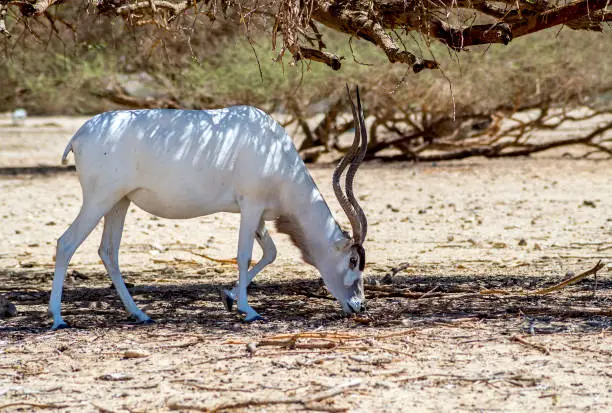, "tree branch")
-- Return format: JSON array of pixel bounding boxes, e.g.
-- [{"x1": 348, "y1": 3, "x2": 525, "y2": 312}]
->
[
  {"x1": 17, "y1": 0, "x2": 64, "y2": 17},
  {"x1": 97, "y1": 0, "x2": 193, "y2": 18},
  {"x1": 0, "y1": 3, "x2": 10, "y2": 37},
  {"x1": 295, "y1": 46, "x2": 343, "y2": 70},
  {"x1": 422, "y1": 0, "x2": 611, "y2": 49}
]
